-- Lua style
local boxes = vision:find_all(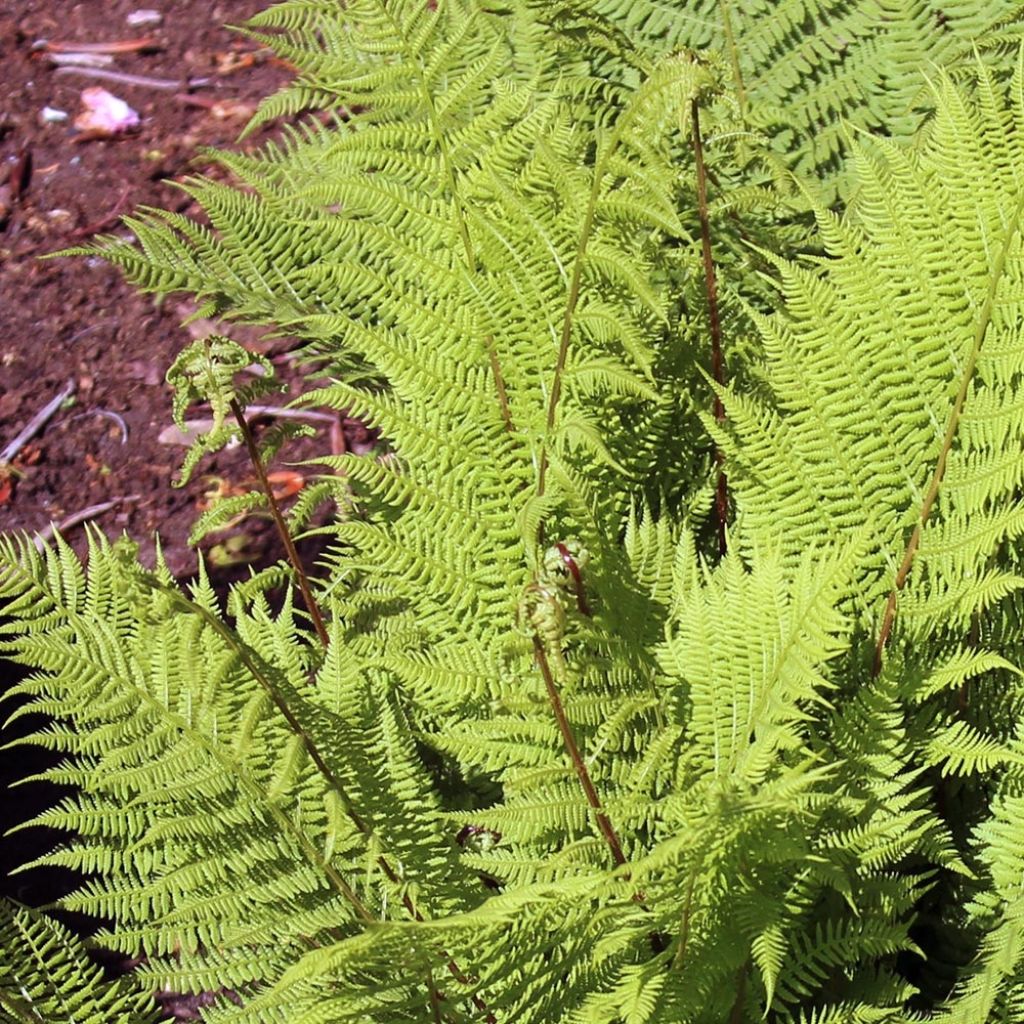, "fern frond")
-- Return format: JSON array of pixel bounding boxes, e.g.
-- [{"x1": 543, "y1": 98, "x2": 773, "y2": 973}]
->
[
  {"x1": 585, "y1": 0, "x2": 1024, "y2": 197},
  {"x1": 0, "y1": 899, "x2": 158, "y2": 1024}
]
